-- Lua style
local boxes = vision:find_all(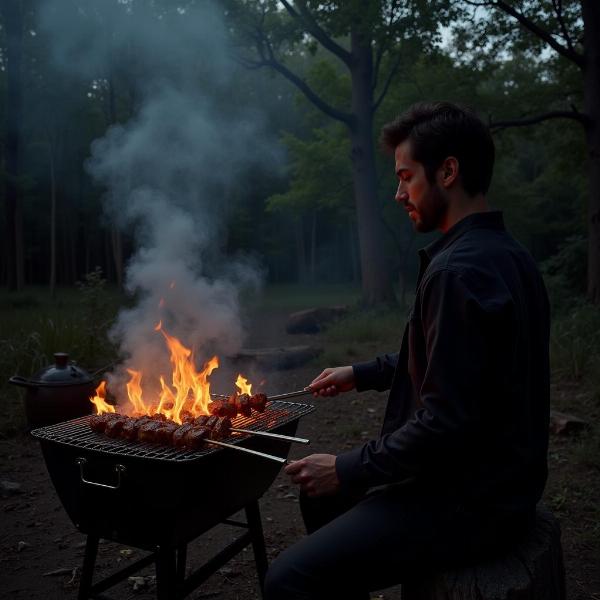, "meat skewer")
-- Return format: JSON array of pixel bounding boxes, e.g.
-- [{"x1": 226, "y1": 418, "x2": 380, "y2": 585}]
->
[
  {"x1": 208, "y1": 392, "x2": 267, "y2": 418},
  {"x1": 210, "y1": 388, "x2": 312, "y2": 403},
  {"x1": 89, "y1": 413, "x2": 291, "y2": 463},
  {"x1": 229, "y1": 427, "x2": 309, "y2": 444}
]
